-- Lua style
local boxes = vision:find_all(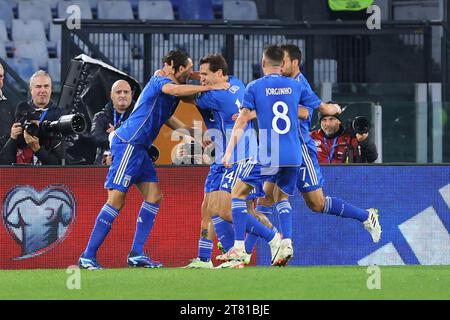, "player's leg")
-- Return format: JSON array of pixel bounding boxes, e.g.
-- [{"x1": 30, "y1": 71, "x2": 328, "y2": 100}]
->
[
  {"x1": 300, "y1": 144, "x2": 381, "y2": 242},
  {"x1": 184, "y1": 192, "x2": 215, "y2": 268},
  {"x1": 79, "y1": 189, "x2": 126, "y2": 270},
  {"x1": 272, "y1": 167, "x2": 300, "y2": 266},
  {"x1": 79, "y1": 140, "x2": 138, "y2": 270},
  {"x1": 256, "y1": 180, "x2": 276, "y2": 215},
  {"x1": 209, "y1": 190, "x2": 235, "y2": 254},
  {"x1": 127, "y1": 181, "x2": 163, "y2": 268},
  {"x1": 127, "y1": 148, "x2": 163, "y2": 268},
  {"x1": 222, "y1": 162, "x2": 282, "y2": 264},
  {"x1": 245, "y1": 182, "x2": 279, "y2": 258}
]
